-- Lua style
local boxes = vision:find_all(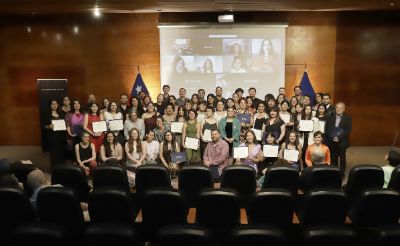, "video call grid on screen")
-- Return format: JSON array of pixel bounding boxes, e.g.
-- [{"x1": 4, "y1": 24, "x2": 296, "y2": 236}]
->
[{"x1": 159, "y1": 24, "x2": 287, "y2": 97}]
